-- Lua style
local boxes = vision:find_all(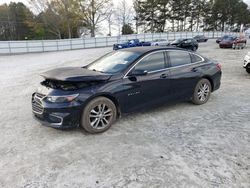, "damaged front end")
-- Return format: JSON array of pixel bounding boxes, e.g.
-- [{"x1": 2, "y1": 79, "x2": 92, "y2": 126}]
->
[
  {"x1": 40, "y1": 79, "x2": 103, "y2": 91},
  {"x1": 32, "y1": 67, "x2": 112, "y2": 129}
]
